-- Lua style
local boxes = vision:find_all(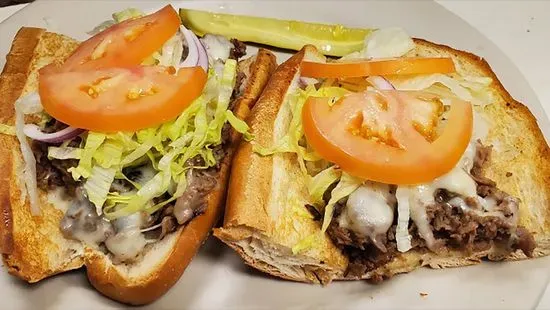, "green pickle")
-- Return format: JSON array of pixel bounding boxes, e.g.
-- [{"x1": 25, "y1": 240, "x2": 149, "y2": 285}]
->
[{"x1": 179, "y1": 8, "x2": 373, "y2": 57}]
